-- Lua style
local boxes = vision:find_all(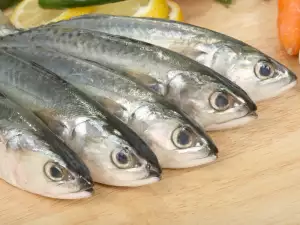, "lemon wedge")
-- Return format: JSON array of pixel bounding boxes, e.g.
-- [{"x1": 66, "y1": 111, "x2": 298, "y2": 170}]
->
[
  {"x1": 9, "y1": 0, "x2": 169, "y2": 29},
  {"x1": 10, "y1": 0, "x2": 61, "y2": 28},
  {"x1": 167, "y1": 0, "x2": 183, "y2": 21},
  {"x1": 93, "y1": 0, "x2": 169, "y2": 18},
  {"x1": 10, "y1": 0, "x2": 97, "y2": 29}
]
